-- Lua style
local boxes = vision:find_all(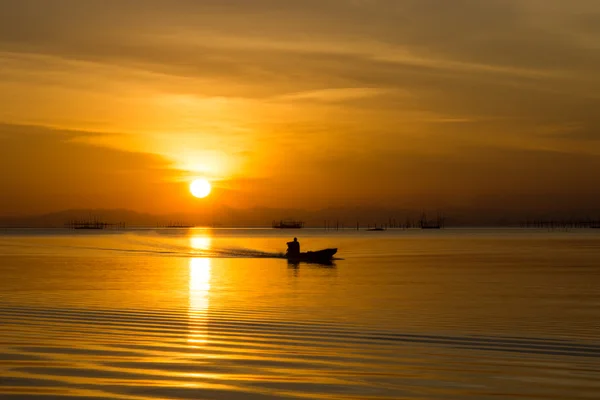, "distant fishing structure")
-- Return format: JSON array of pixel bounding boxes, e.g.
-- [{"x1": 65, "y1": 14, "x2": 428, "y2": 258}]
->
[
  {"x1": 321, "y1": 213, "x2": 447, "y2": 231},
  {"x1": 66, "y1": 215, "x2": 125, "y2": 230},
  {"x1": 521, "y1": 218, "x2": 600, "y2": 230},
  {"x1": 419, "y1": 213, "x2": 445, "y2": 230},
  {"x1": 162, "y1": 222, "x2": 194, "y2": 228},
  {"x1": 273, "y1": 219, "x2": 305, "y2": 229}
]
